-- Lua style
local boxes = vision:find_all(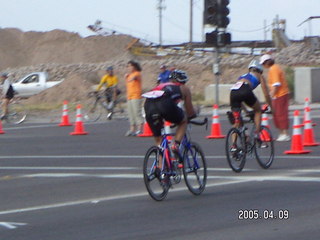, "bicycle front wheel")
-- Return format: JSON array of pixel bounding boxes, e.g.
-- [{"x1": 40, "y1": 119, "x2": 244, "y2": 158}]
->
[
  {"x1": 225, "y1": 128, "x2": 246, "y2": 173},
  {"x1": 83, "y1": 98, "x2": 103, "y2": 122},
  {"x1": 182, "y1": 142, "x2": 207, "y2": 195},
  {"x1": 7, "y1": 102, "x2": 27, "y2": 124},
  {"x1": 143, "y1": 146, "x2": 169, "y2": 201},
  {"x1": 254, "y1": 126, "x2": 274, "y2": 169}
]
